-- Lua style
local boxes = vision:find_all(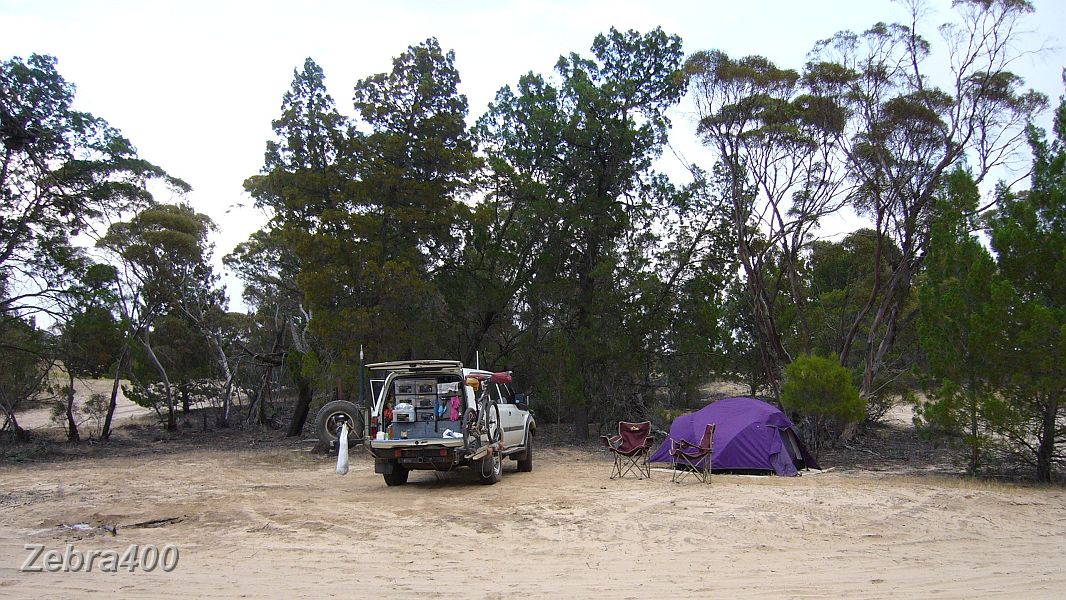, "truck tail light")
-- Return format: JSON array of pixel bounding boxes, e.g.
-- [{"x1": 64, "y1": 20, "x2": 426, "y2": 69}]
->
[{"x1": 370, "y1": 416, "x2": 378, "y2": 438}]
